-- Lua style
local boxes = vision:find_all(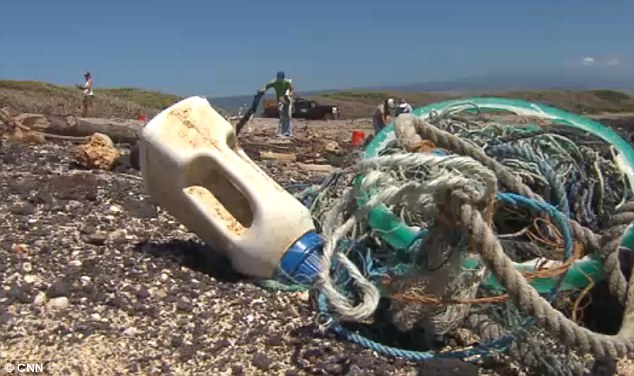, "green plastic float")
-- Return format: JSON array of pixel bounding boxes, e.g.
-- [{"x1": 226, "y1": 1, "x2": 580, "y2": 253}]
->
[{"x1": 359, "y1": 97, "x2": 634, "y2": 293}]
